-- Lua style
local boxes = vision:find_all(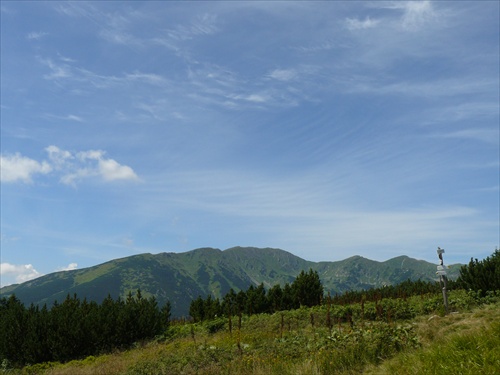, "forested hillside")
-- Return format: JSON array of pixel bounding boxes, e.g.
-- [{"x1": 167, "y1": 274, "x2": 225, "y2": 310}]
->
[
  {"x1": 0, "y1": 247, "x2": 461, "y2": 316},
  {"x1": 0, "y1": 249, "x2": 497, "y2": 373}
]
